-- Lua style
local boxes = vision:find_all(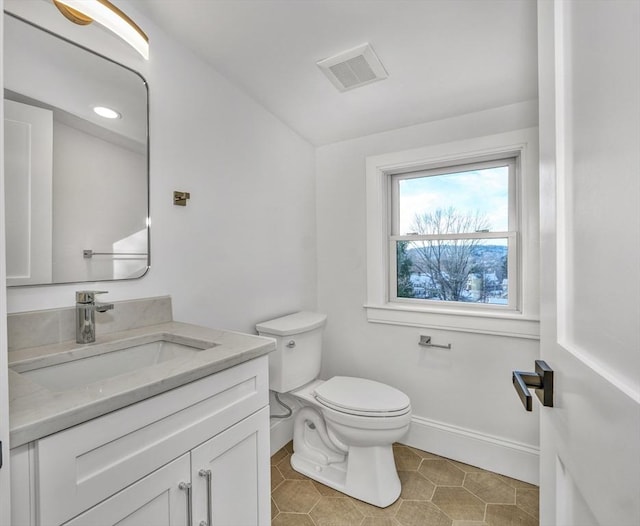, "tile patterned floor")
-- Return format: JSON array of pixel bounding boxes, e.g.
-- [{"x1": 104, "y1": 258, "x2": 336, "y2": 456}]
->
[{"x1": 271, "y1": 442, "x2": 539, "y2": 526}]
